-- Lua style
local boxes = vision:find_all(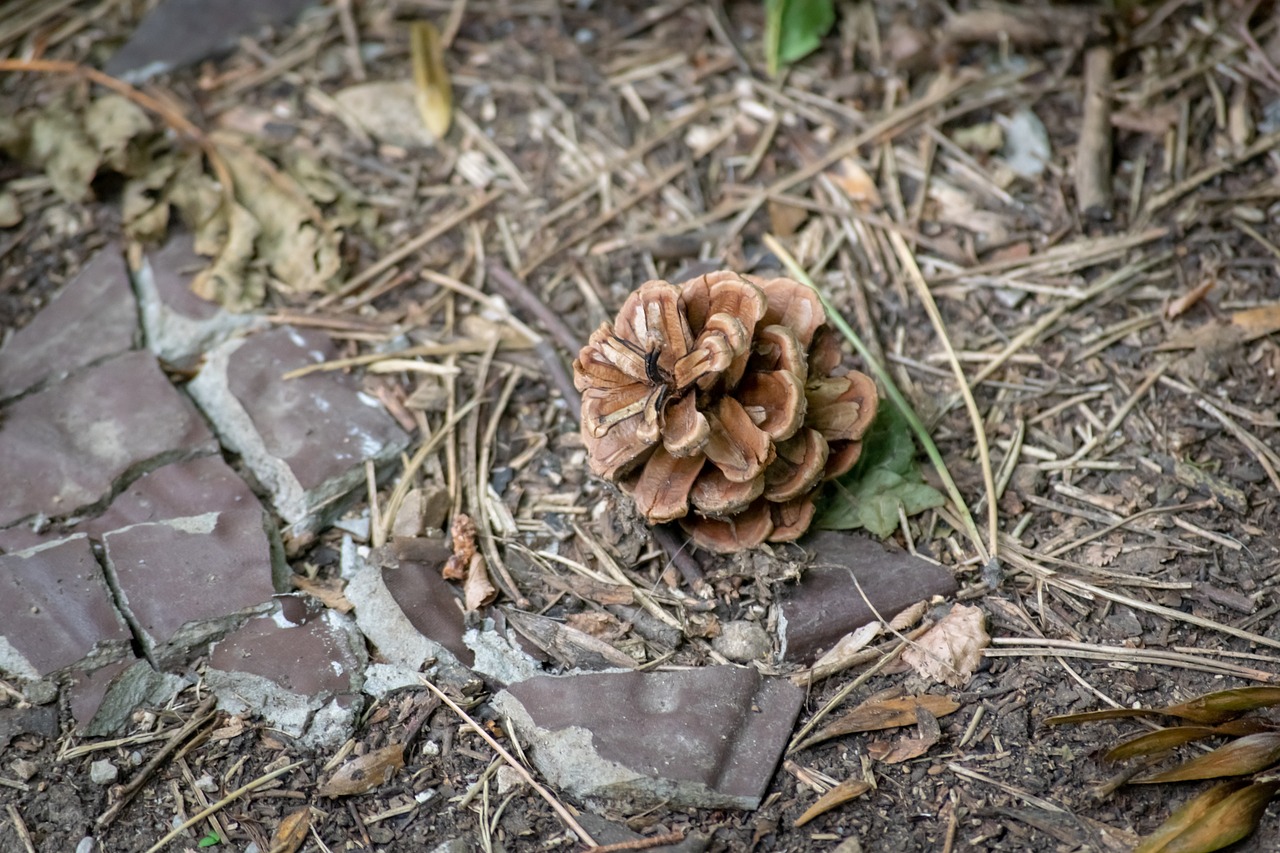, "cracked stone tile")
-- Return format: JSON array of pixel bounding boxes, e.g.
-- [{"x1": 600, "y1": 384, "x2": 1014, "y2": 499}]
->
[
  {"x1": 131, "y1": 231, "x2": 267, "y2": 366},
  {"x1": 777, "y1": 531, "x2": 959, "y2": 664},
  {"x1": 101, "y1": 508, "x2": 284, "y2": 664},
  {"x1": 343, "y1": 547, "x2": 475, "y2": 693},
  {"x1": 492, "y1": 666, "x2": 804, "y2": 810},
  {"x1": 0, "y1": 453, "x2": 258, "y2": 555},
  {"x1": 205, "y1": 595, "x2": 365, "y2": 748},
  {"x1": 187, "y1": 326, "x2": 410, "y2": 540},
  {"x1": 0, "y1": 243, "x2": 137, "y2": 401},
  {"x1": 66, "y1": 658, "x2": 187, "y2": 737},
  {"x1": 0, "y1": 350, "x2": 217, "y2": 528},
  {"x1": 104, "y1": 0, "x2": 318, "y2": 83},
  {"x1": 0, "y1": 536, "x2": 132, "y2": 682}
]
